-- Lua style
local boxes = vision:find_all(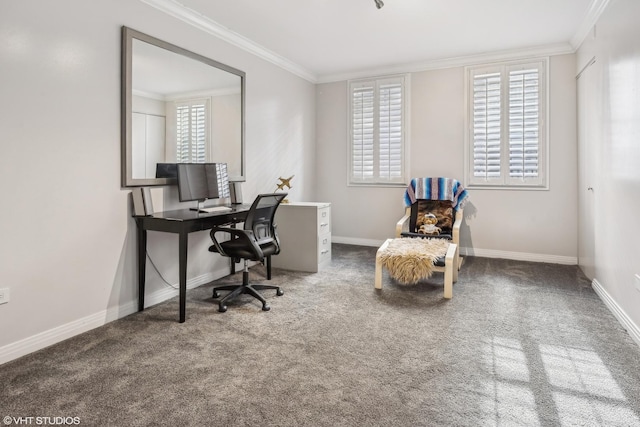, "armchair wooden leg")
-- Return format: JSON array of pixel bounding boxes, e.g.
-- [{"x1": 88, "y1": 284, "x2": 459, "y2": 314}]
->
[{"x1": 443, "y1": 244, "x2": 457, "y2": 299}]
